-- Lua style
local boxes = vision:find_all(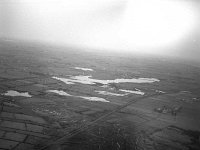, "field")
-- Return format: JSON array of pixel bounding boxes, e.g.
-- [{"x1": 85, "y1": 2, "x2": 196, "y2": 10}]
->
[{"x1": 0, "y1": 40, "x2": 200, "y2": 150}]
